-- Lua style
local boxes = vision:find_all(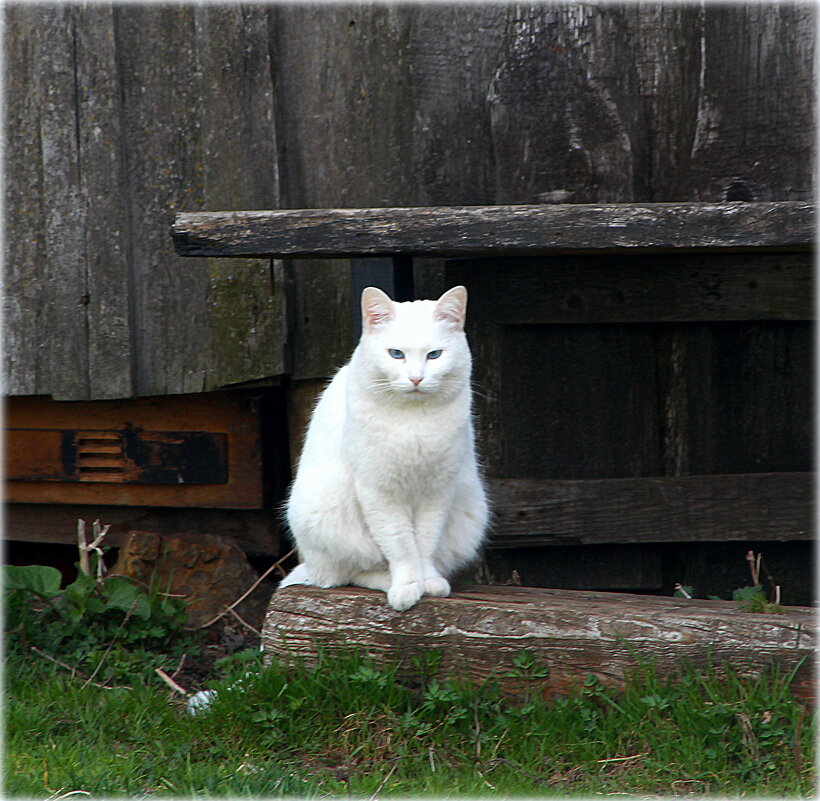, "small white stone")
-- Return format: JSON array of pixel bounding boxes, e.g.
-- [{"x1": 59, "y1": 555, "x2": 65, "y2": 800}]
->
[{"x1": 187, "y1": 689, "x2": 217, "y2": 715}]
